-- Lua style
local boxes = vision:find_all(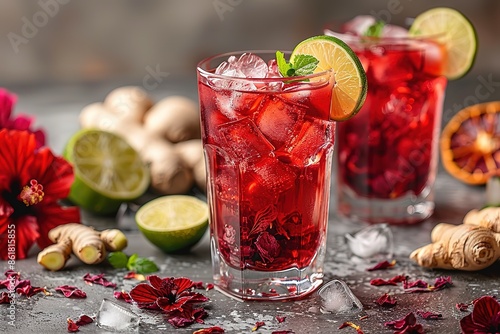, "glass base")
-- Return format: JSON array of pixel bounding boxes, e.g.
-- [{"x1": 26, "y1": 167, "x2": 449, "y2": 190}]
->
[
  {"x1": 212, "y1": 241, "x2": 324, "y2": 301},
  {"x1": 338, "y1": 187, "x2": 434, "y2": 225}
]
